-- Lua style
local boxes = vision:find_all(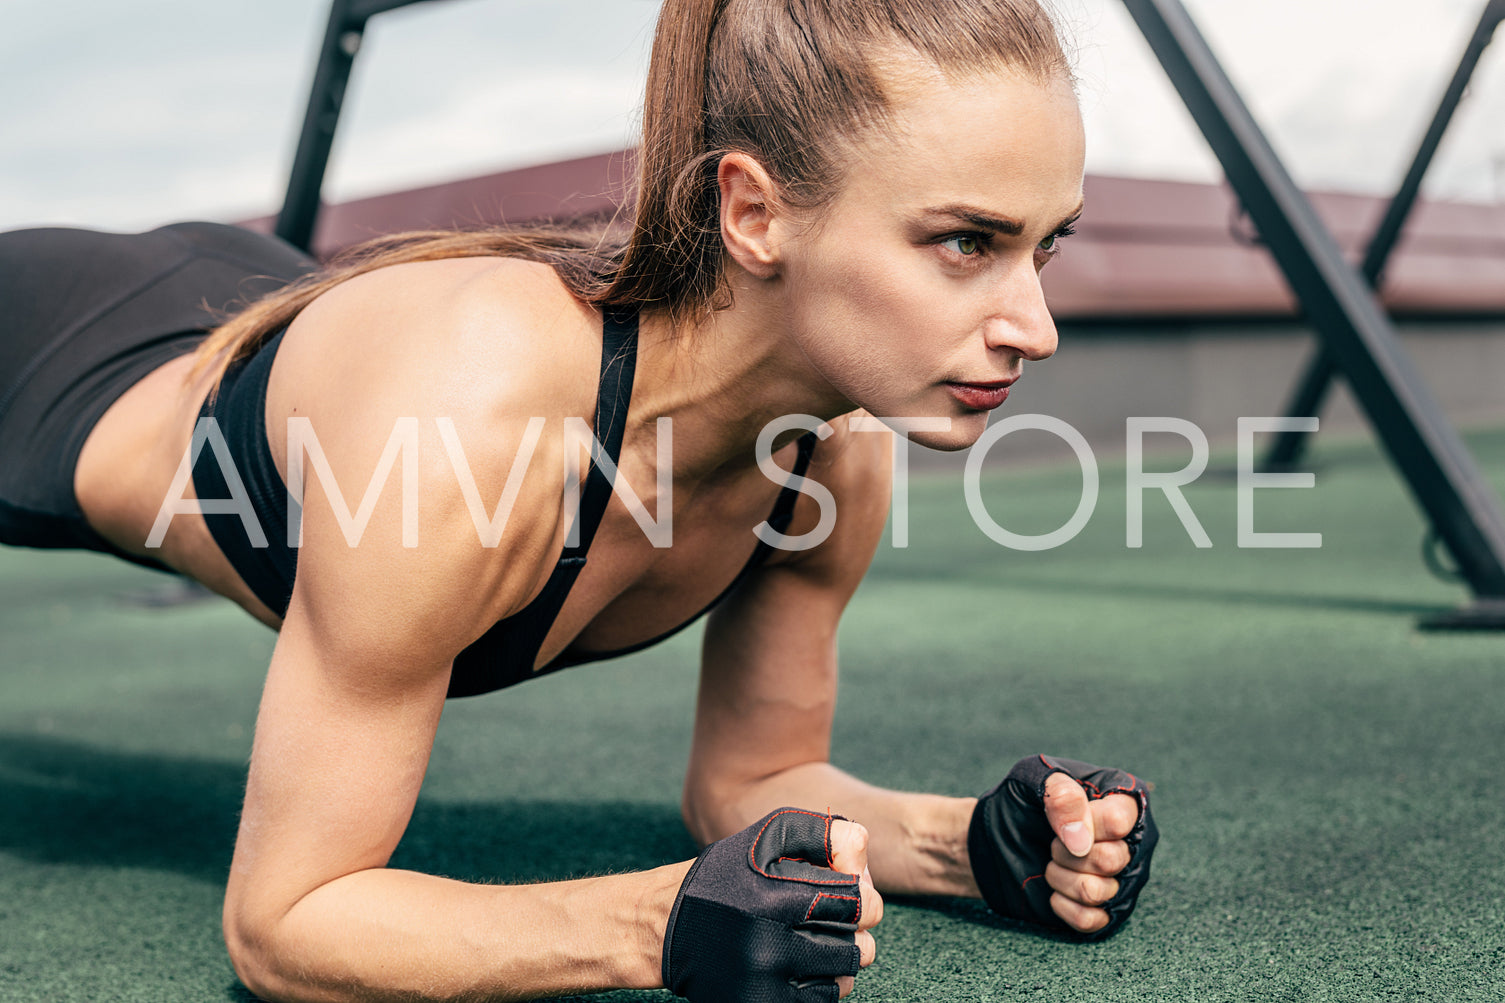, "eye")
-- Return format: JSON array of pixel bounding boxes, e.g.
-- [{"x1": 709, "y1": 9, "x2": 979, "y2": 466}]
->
[
  {"x1": 941, "y1": 234, "x2": 984, "y2": 256},
  {"x1": 1039, "y1": 222, "x2": 1077, "y2": 256}
]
